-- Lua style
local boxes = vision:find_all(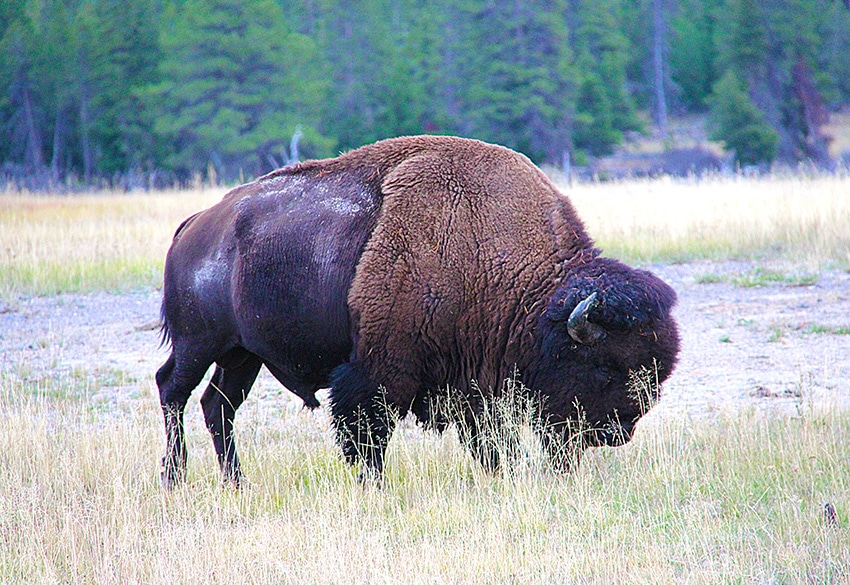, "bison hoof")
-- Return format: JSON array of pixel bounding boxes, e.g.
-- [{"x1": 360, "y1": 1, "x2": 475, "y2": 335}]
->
[
  {"x1": 357, "y1": 465, "x2": 384, "y2": 487},
  {"x1": 160, "y1": 469, "x2": 183, "y2": 491},
  {"x1": 161, "y1": 457, "x2": 186, "y2": 490}
]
